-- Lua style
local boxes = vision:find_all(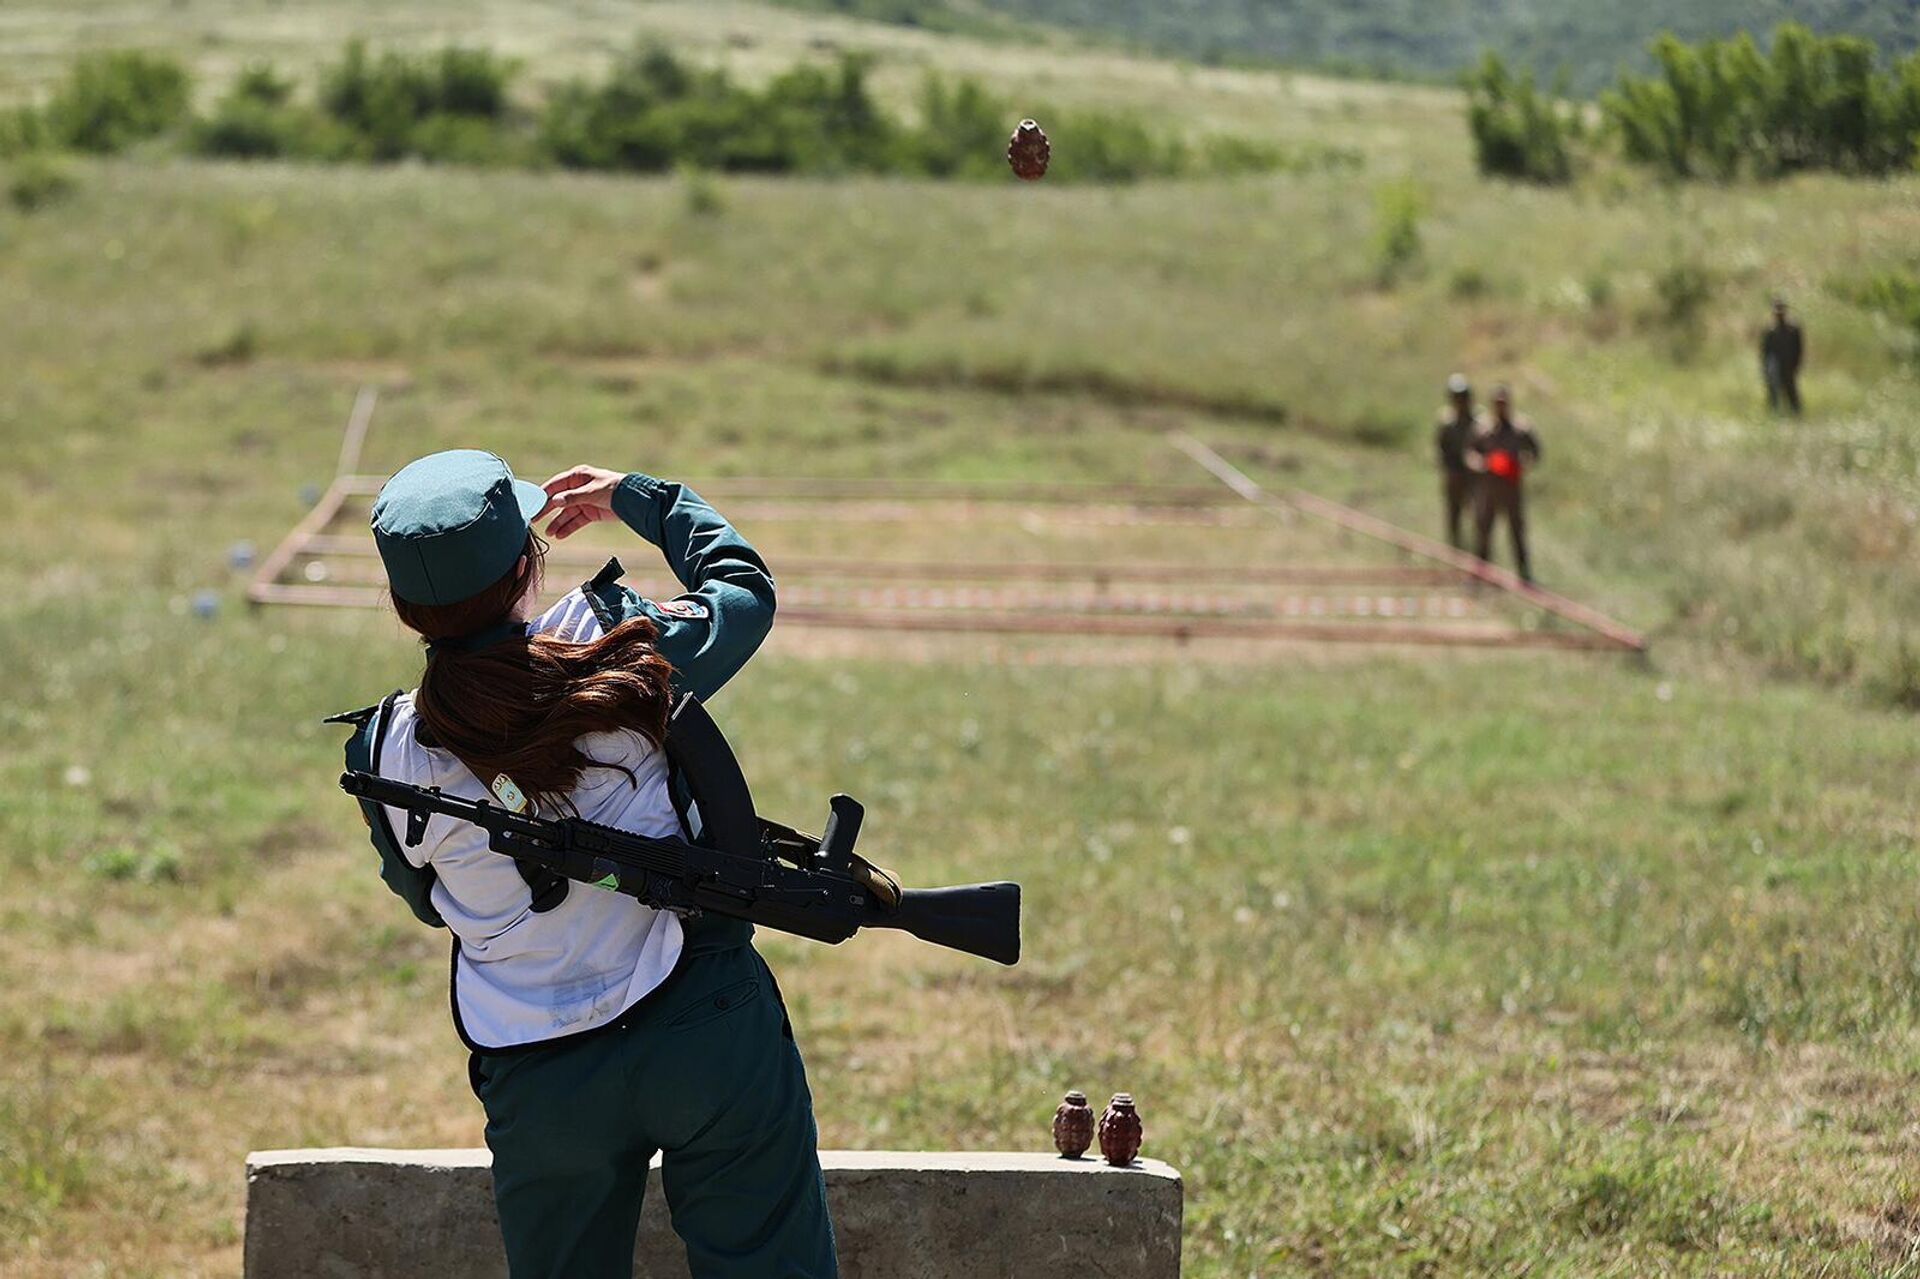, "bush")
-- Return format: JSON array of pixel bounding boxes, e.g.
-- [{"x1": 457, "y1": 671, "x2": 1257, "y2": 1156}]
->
[
  {"x1": 543, "y1": 47, "x2": 895, "y2": 175},
  {"x1": 901, "y1": 74, "x2": 1011, "y2": 178},
  {"x1": 318, "y1": 40, "x2": 518, "y2": 162},
  {"x1": 45, "y1": 51, "x2": 189, "y2": 153},
  {"x1": 0, "y1": 106, "x2": 48, "y2": 160},
  {"x1": 540, "y1": 46, "x2": 719, "y2": 173},
  {"x1": 1585, "y1": 268, "x2": 1616, "y2": 310},
  {"x1": 1651, "y1": 255, "x2": 1717, "y2": 358},
  {"x1": 231, "y1": 63, "x2": 295, "y2": 109},
  {"x1": 540, "y1": 42, "x2": 1280, "y2": 183},
  {"x1": 6, "y1": 153, "x2": 76, "y2": 212},
  {"x1": 83, "y1": 842, "x2": 182, "y2": 883},
  {"x1": 679, "y1": 164, "x2": 727, "y2": 217},
  {"x1": 1448, "y1": 265, "x2": 1493, "y2": 298},
  {"x1": 1654, "y1": 258, "x2": 1715, "y2": 327},
  {"x1": 192, "y1": 65, "x2": 338, "y2": 160},
  {"x1": 1601, "y1": 24, "x2": 1920, "y2": 179},
  {"x1": 1465, "y1": 52, "x2": 1579, "y2": 183},
  {"x1": 1833, "y1": 268, "x2": 1920, "y2": 352},
  {"x1": 1045, "y1": 110, "x2": 1186, "y2": 182},
  {"x1": 192, "y1": 98, "x2": 319, "y2": 160},
  {"x1": 195, "y1": 320, "x2": 260, "y2": 367},
  {"x1": 1371, "y1": 179, "x2": 1425, "y2": 285},
  {"x1": 28, "y1": 39, "x2": 1292, "y2": 184}
]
